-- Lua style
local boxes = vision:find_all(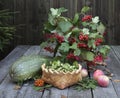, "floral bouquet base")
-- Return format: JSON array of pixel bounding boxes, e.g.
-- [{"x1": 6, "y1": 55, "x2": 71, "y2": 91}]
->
[{"x1": 41, "y1": 64, "x2": 82, "y2": 89}]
